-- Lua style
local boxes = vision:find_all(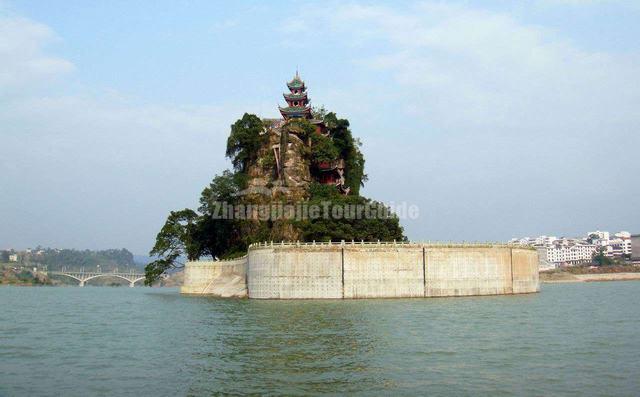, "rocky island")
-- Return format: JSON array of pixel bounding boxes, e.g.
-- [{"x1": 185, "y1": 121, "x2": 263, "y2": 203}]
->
[{"x1": 146, "y1": 73, "x2": 539, "y2": 299}]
